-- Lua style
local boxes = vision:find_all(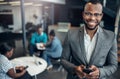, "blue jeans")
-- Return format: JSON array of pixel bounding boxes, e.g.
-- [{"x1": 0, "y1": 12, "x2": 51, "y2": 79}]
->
[
  {"x1": 29, "y1": 44, "x2": 43, "y2": 57},
  {"x1": 29, "y1": 44, "x2": 37, "y2": 56},
  {"x1": 42, "y1": 51, "x2": 61, "y2": 66}
]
